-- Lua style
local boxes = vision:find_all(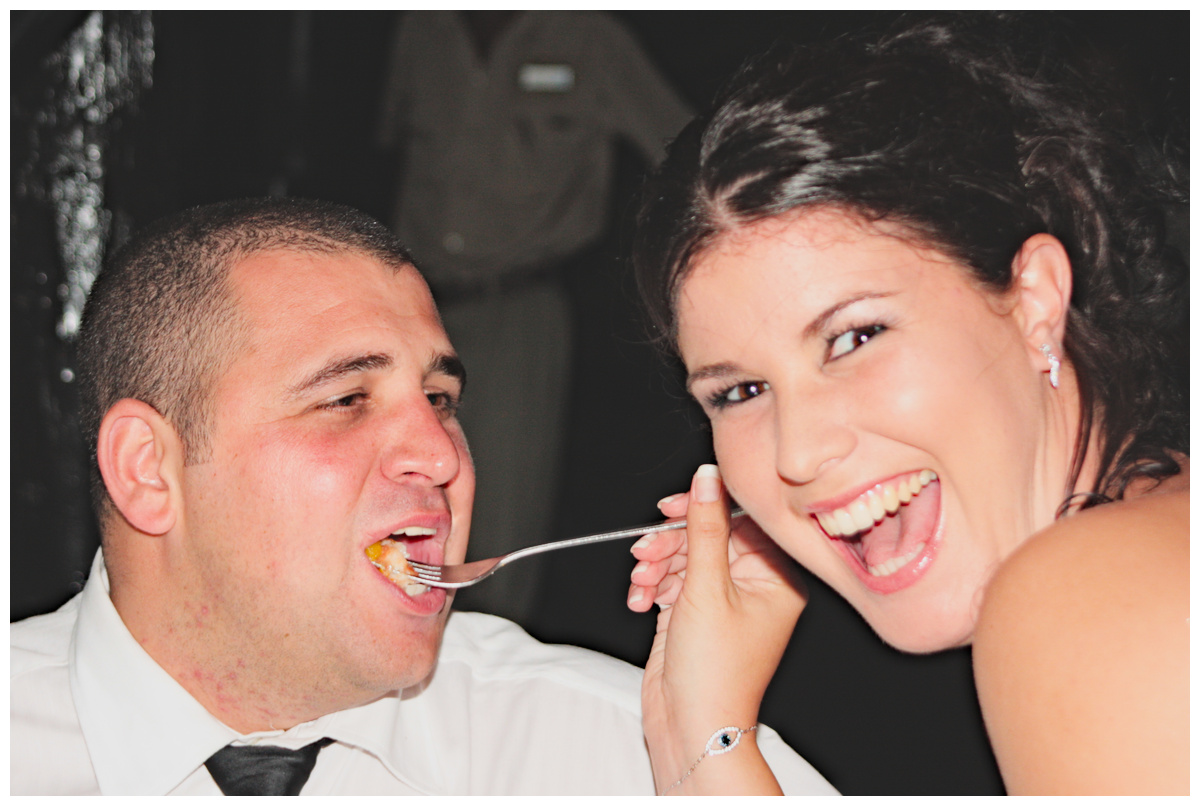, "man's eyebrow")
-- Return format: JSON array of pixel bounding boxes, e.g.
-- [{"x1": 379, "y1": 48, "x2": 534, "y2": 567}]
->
[
  {"x1": 287, "y1": 353, "x2": 393, "y2": 398},
  {"x1": 287, "y1": 351, "x2": 466, "y2": 400},
  {"x1": 431, "y1": 353, "x2": 467, "y2": 392}
]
